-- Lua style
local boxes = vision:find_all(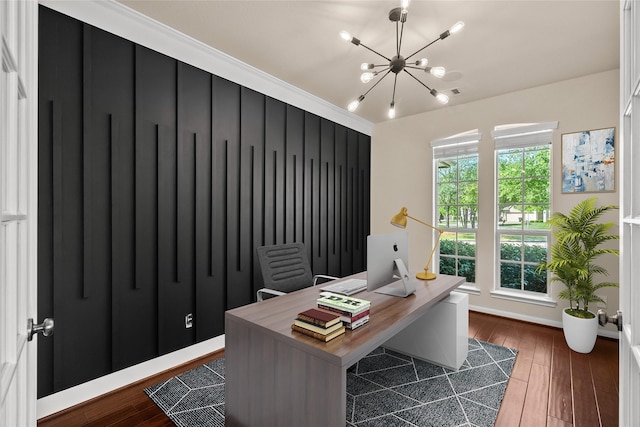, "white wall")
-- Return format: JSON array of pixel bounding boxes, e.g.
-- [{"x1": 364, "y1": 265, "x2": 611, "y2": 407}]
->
[{"x1": 371, "y1": 69, "x2": 620, "y2": 333}]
